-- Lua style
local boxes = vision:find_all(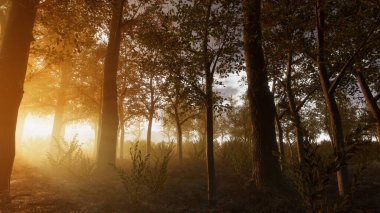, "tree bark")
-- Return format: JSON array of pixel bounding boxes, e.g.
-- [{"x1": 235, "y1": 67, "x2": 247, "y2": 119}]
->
[
  {"x1": 96, "y1": 0, "x2": 123, "y2": 169},
  {"x1": 285, "y1": 50, "x2": 305, "y2": 165},
  {"x1": 119, "y1": 122, "x2": 125, "y2": 160},
  {"x1": 146, "y1": 111, "x2": 153, "y2": 155},
  {"x1": 202, "y1": 1, "x2": 216, "y2": 205},
  {"x1": 354, "y1": 70, "x2": 380, "y2": 144},
  {"x1": 243, "y1": 0, "x2": 284, "y2": 189},
  {"x1": 275, "y1": 111, "x2": 285, "y2": 166},
  {"x1": 0, "y1": 0, "x2": 37, "y2": 192},
  {"x1": 146, "y1": 76, "x2": 155, "y2": 155},
  {"x1": 175, "y1": 112, "x2": 183, "y2": 161},
  {"x1": 316, "y1": 0, "x2": 348, "y2": 196}
]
